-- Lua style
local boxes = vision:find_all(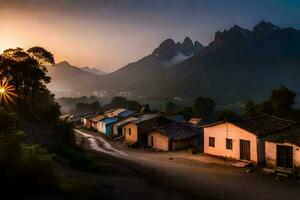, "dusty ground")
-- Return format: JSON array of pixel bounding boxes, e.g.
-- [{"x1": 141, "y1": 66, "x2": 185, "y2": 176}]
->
[{"x1": 71, "y1": 129, "x2": 300, "y2": 200}]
